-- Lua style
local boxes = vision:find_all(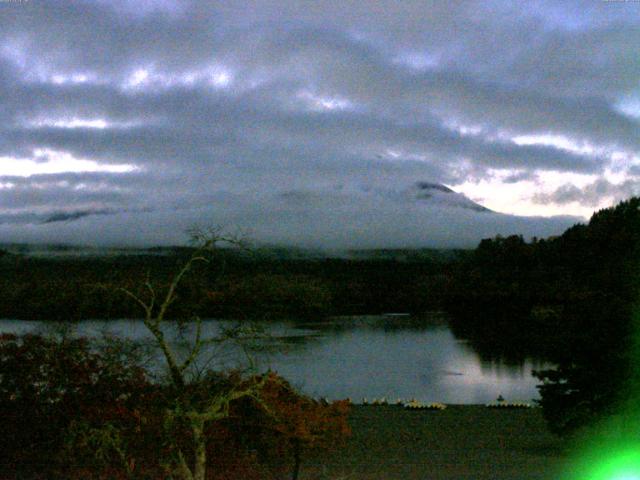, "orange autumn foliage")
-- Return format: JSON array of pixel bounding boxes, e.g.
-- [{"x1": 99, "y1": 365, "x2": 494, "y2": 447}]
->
[{"x1": 258, "y1": 373, "x2": 351, "y2": 449}]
